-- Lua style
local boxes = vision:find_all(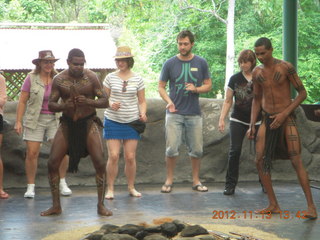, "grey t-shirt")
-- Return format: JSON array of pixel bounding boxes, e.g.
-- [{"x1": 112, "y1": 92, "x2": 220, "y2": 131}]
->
[{"x1": 160, "y1": 55, "x2": 211, "y2": 115}]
